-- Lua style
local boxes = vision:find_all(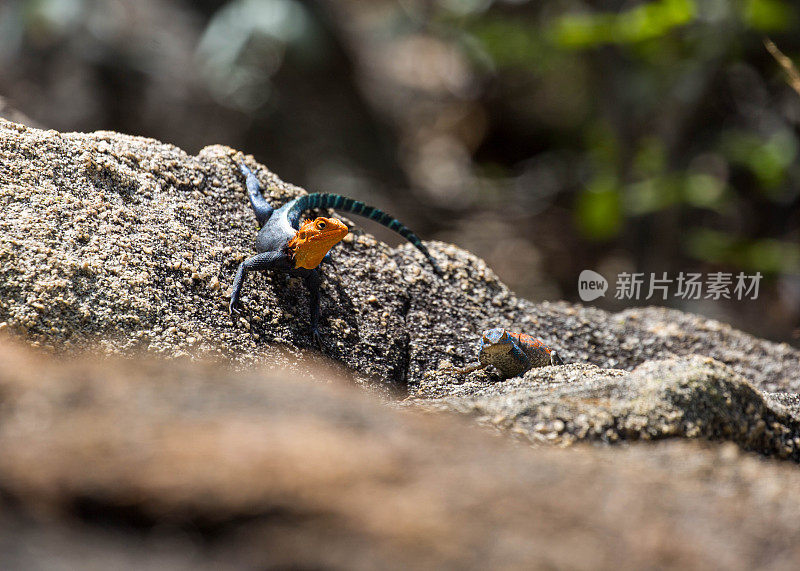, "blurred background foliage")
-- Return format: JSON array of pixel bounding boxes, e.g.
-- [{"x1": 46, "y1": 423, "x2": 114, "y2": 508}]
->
[{"x1": 2, "y1": 0, "x2": 800, "y2": 342}]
